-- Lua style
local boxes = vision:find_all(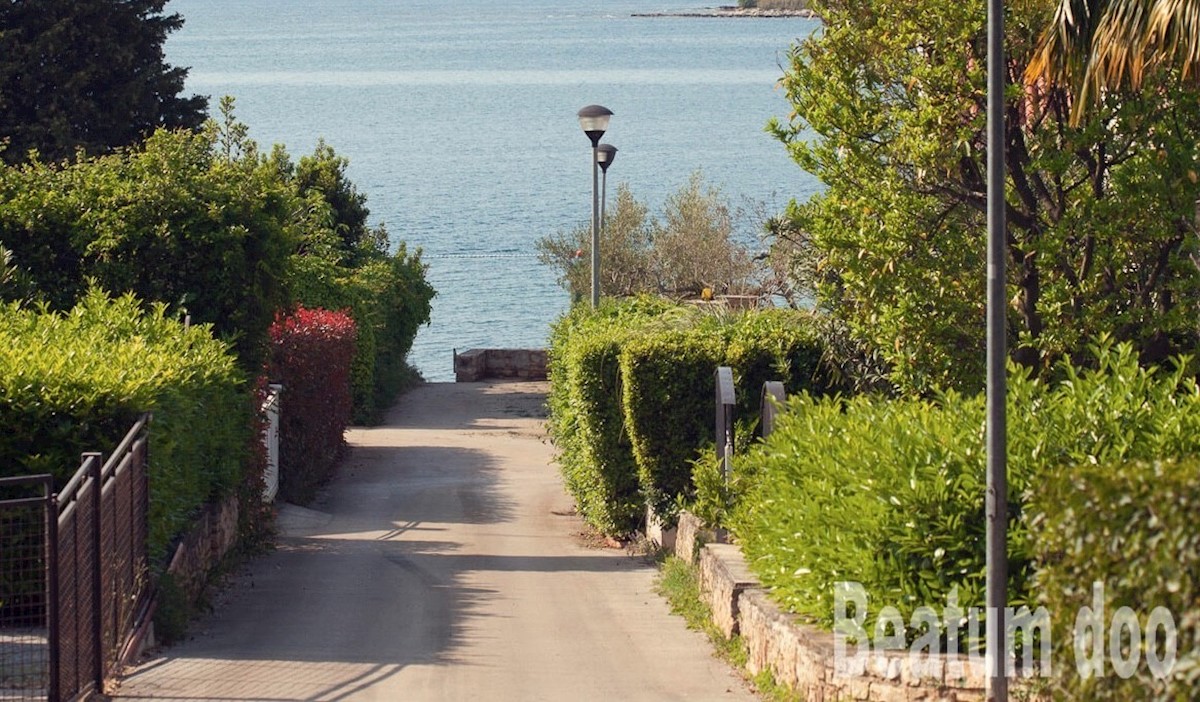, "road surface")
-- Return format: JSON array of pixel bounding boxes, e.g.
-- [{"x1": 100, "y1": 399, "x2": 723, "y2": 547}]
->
[{"x1": 115, "y1": 381, "x2": 755, "y2": 701}]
